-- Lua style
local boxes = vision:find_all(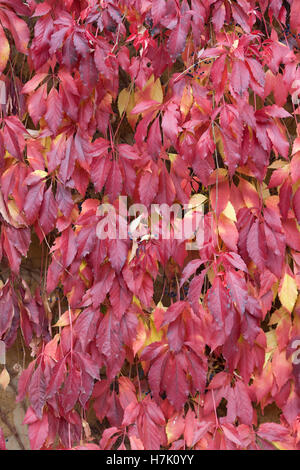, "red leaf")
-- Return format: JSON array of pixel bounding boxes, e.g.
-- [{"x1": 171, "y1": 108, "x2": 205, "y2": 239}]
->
[
  {"x1": 28, "y1": 364, "x2": 46, "y2": 419},
  {"x1": 108, "y1": 239, "x2": 128, "y2": 273},
  {"x1": 139, "y1": 164, "x2": 159, "y2": 207},
  {"x1": 161, "y1": 301, "x2": 189, "y2": 326},
  {"x1": 267, "y1": 122, "x2": 289, "y2": 159},
  {"x1": 46, "y1": 358, "x2": 66, "y2": 399},
  {"x1": 79, "y1": 53, "x2": 98, "y2": 88},
  {"x1": 131, "y1": 100, "x2": 160, "y2": 115},
  {"x1": 28, "y1": 412, "x2": 49, "y2": 450},
  {"x1": 61, "y1": 367, "x2": 81, "y2": 413},
  {"x1": 231, "y1": 61, "x2": 250, "y2": 96},
  {"x1": 90, "y1": 156, "x2": 111, "y2": 193},
  {"x1": 0, "y1": 283, "x2": 14, "y2": 337},
  {"x1": 162, "y1": 102, "x2": 181, "y2": 144},
  {"x1": 293, "y1": 186, "x2": 300, "y2": 224},
  {"x1": 74, "y1": 308, "x2": 98, "y2": 351},
  {"x1": 279, "y1": 178, "x2": 292, "y2": 220},
  {"x1": 210, "y1": 54, "x2": 227, "y2": 89},
  {"x1": 38, "y1": 184, "x2": 57, "y2": 238},
  {"x1": 147, "y1": 118, "x2": 162, "y2": 158},
  {"x1": 221, "y1": 423, "x2": 242, "y2": 446},
  {"x1": 226, "y1": 270, "x2": 248, "y2": 315},
  {"x1": 246, "y1": 220, "x2": 267, "y2": 270},
  {"x1": 75, "y1": 351, "x2": 99, "y2": 380},
  {"x1": 3, "y1": 9, "x2": 29, "y2": 55},
  {"x1": 56, "y1": 182, "x2": 74, "y2": 218},
  {"x1": 24, "y1": 177, "x2": 45, "y2": 224},
  {"x1": 138, "y1": 396, "x2": 166, "y2": 450},
  {"x1": 27, "y1": 83, "x2": 47, "y2": 126},
  {"x1": 45, "y1": 88, "x2": 63, "y2": 134},
  {"x1": 257, "y1": 422, "x2": 289, "y2": 442},
  {"x1": 96, "y1": 310, "x2": 125, "y2": 381},
  {"x1": 156, "y1": 160, "x2": 176, "y2": 205},
  {"x1": 234, "y1": 381, "x2": 253, "y2": 425},
  {"x1": 60, "y1": 226, "x2": 77, "y2": 268},
  {"x1": 0, "y1": 427, "x2": 5, "y2": 450},
  {"x1": 82, "y1": 264, "x2": 115, "y2": 308},
  {"x1": 147, "y1": 350, "x2": 167, "y2": 400},
  {"x1": 167, "y1": 16, "x2": 190, "y2": 61},
  {"x1": 22, "y1": 73, "x2": 48, "y2": 94},
  {"x1": 167, "y1": 316, "x2": 185, "y2": 352},
  {"x1": 163, "y1": 353, "x2": 189, "y2": 411},
  {"x1": 290, "y1": 0, "x2": 300, "y2": 32},
  {"x1": 3, "y1": 226, "x2": 30, "y2": 273},
  {"x1": 152, "y1": 0, "x2": 166, "y2": 25},
  {"x1": 73, "y1": 32, "x2": 89, "y2": 58},
  {"x1": 223, "y1": 252, "x2": 248, "y2": 272},
  {"x1": 0, "y1": 23, "x2": 9, "y2": 74},
  {"x1": 187, "y1": 272, "x2": 206, "y2": 314},
  {"x1": 232, "y1": 4, "x2": 250, "y2": 33},
  {"x1": 207, "y1": 277, "x2": 228, "y2": 329},
  {"x1": 3, "y1": 117, "x2": 25, "y2": 160},
  {"x1": 59, "y1": 135, "x2": 75, "y2": 183},
  {"x1": 17, "y1": 361, "x2": 36, "y2": 403},
  {"x1": 212, "y1": 2, "x2": 225, "y2": 32},
  {"x1": 105, "y1": 159, "x2": 122, "y2": 202},
  {"x1": 99, "y1": 426, "x2": 120, "y2": 450},
  {"x1": 180, "y1": 259, "x2": 204, "y2": 286},
  {"x1": 122, "y1": 401, "x2": 140, "y2": 427}
]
